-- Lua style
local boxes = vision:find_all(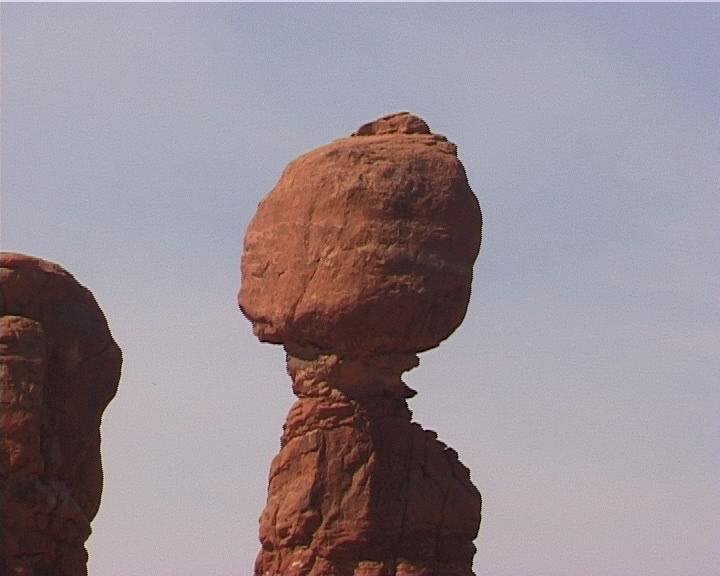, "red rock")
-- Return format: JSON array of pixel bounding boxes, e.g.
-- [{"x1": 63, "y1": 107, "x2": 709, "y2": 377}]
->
[
  {"x1": 239, "y1": 112, "x2": 482, "y2": 356},
  {"x1": 0, "y1": 253, "x2": 121, "y2": 576},
  {"x1": 240, "y1": 114, "x2": 482, "y2": 575}
]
